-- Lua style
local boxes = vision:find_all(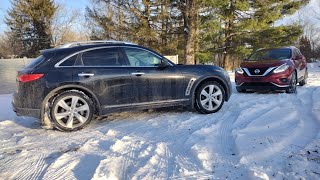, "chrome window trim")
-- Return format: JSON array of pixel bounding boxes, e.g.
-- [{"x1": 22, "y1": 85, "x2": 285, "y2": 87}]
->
[
  {"x1": 103, "y1": 99, "x2": 189, "y2": 109},
  {"x1": 243, "y1": 67, "x2": 276, "y2": 77},
  {"x1": 55, "y1": 46, "x2": 173, "y2": 68}
]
